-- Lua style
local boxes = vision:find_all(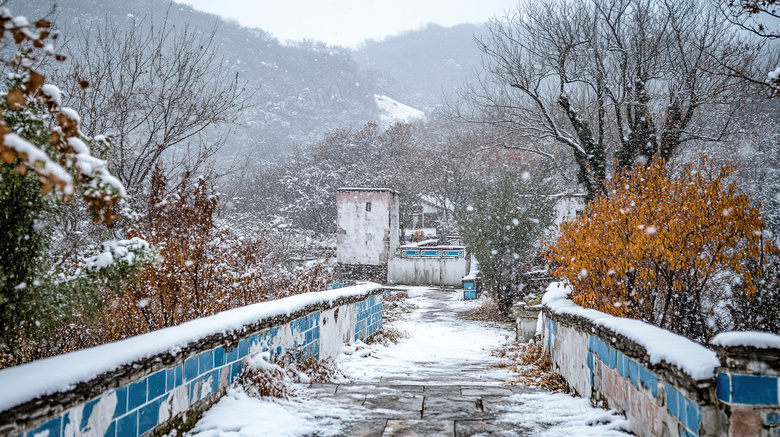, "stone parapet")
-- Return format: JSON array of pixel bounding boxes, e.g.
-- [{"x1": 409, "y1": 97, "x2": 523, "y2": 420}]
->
[
  {"x1": 0, "y1": 284, "x2": 384, "y2": 437},
  {"x1": 541, "y1": 282, "x2": 780, "y2": 437},
  {"x1": 712, "y1": 334, "x2": 780, "y2": 437}
]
